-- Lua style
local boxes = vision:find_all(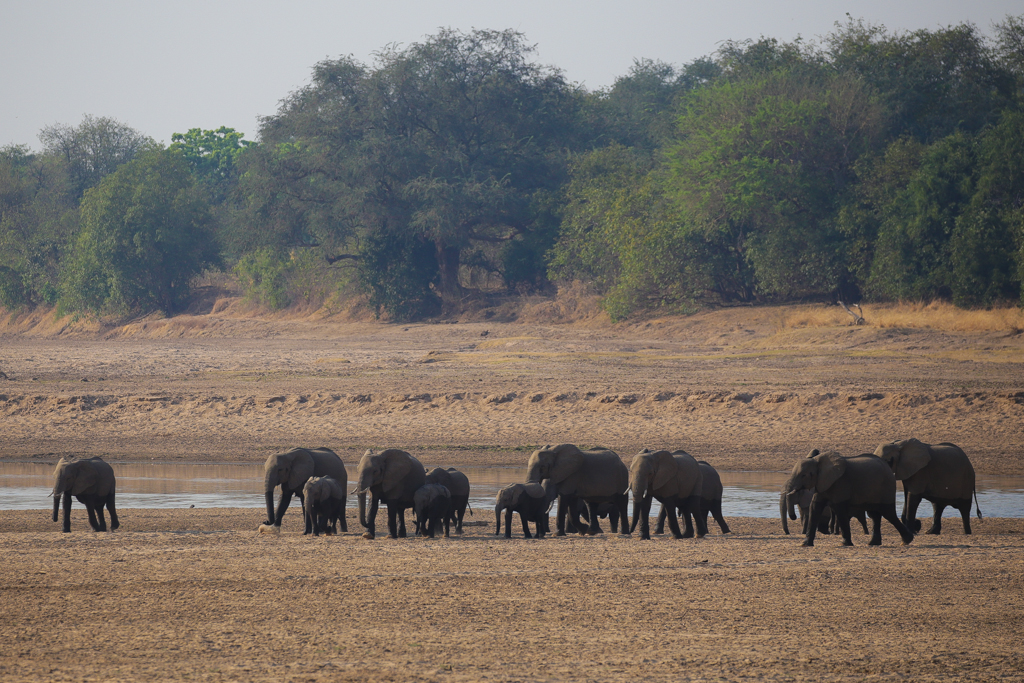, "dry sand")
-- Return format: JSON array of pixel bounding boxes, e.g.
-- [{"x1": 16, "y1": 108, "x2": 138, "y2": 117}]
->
[{"x1": 1, "y1": 304, "x2": 1023, "y2": 681}]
